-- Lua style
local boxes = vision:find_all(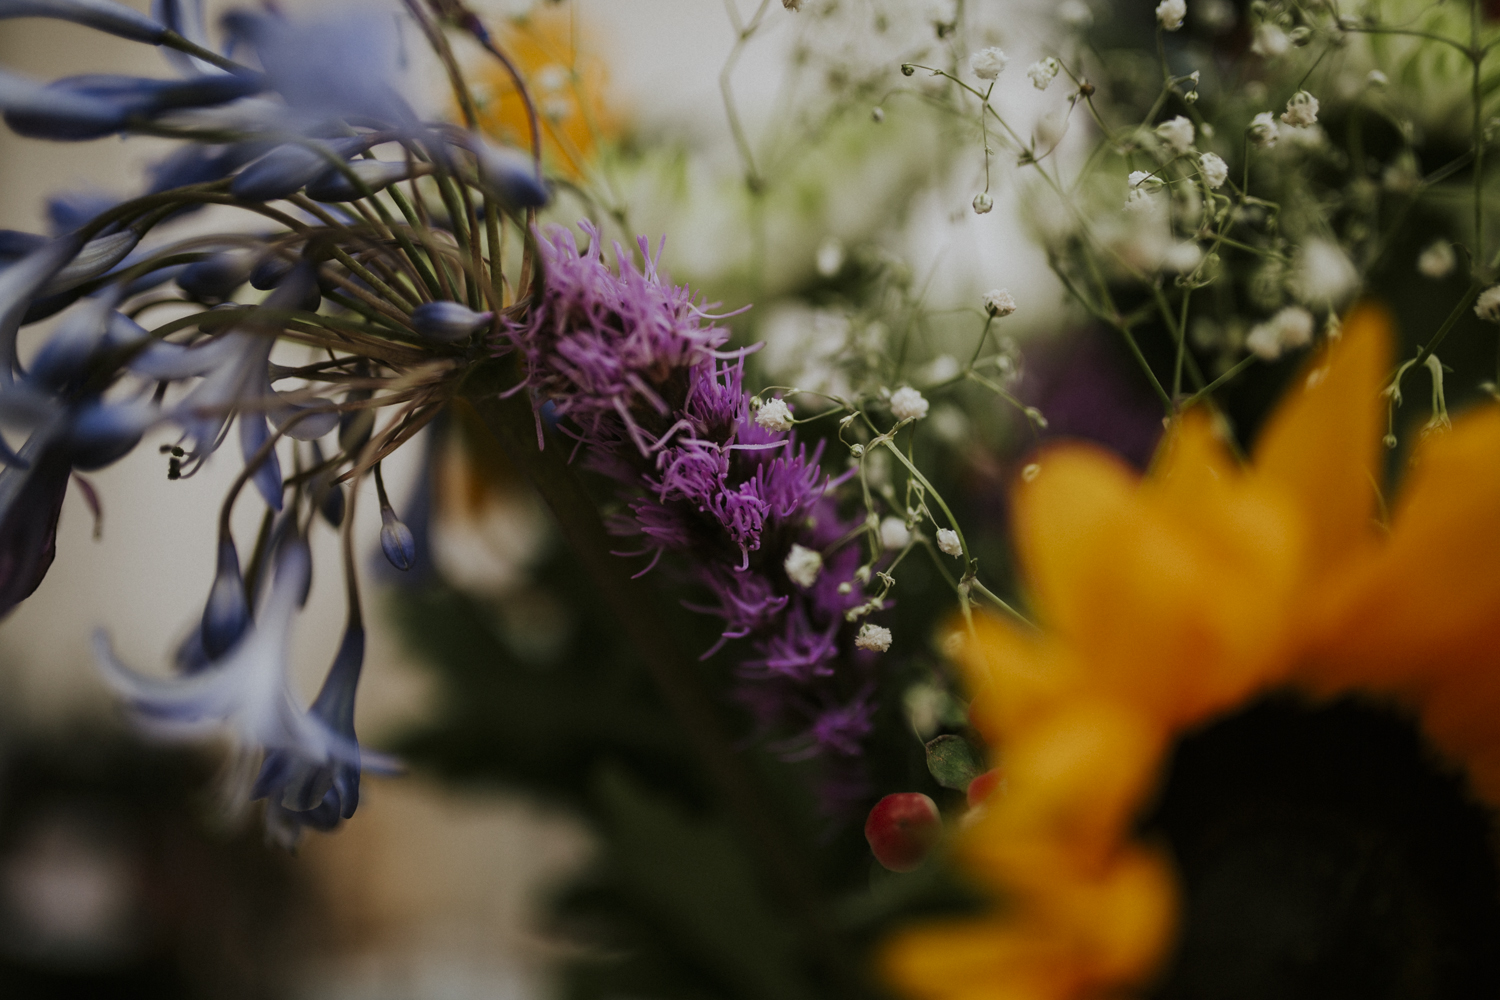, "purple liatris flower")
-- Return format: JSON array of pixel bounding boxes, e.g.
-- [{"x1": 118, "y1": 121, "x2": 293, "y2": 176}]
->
[{"x1": 501, "y1": 224, "x2": 883, "y2": 814}]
